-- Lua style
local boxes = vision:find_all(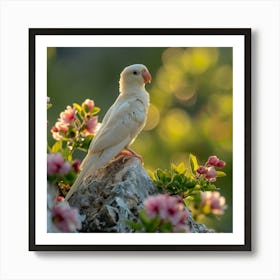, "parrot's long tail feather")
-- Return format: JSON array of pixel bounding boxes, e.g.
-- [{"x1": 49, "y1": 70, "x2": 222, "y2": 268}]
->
[
  {"x1": 65, "y1": 137, "x2": 130, "y2": 201},
  {"x1": 65, "y1": 153, "x2": 101, "y2": 201}
]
